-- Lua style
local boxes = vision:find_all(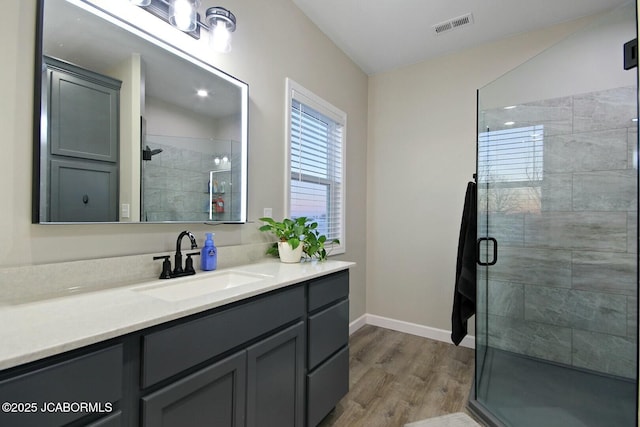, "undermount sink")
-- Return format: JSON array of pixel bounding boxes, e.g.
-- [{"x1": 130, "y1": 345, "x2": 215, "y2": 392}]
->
[{"x1": 134, "y1": 271, "x2": 272, "y2": 302}]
